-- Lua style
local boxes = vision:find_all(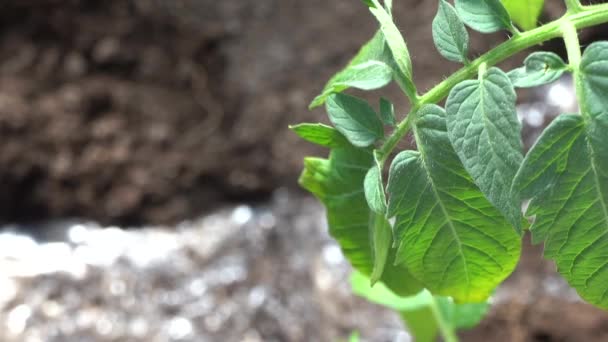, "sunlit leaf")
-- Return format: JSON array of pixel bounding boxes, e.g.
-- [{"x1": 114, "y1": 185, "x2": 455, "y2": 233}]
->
[
  {"x1": 387, "y1": 105, "x2": 521, "y2": 302},
  {"x1": 501, "y1": 0, "x2": 544, "y2": 31}
]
